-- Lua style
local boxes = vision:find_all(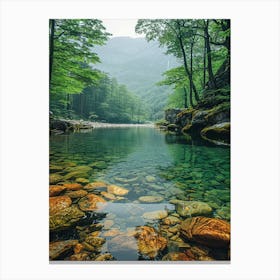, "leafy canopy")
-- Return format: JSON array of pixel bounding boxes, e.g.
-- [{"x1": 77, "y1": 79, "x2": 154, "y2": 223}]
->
[{"x1": 50, "y1": 19, "x2": 110, "y2": 95}]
